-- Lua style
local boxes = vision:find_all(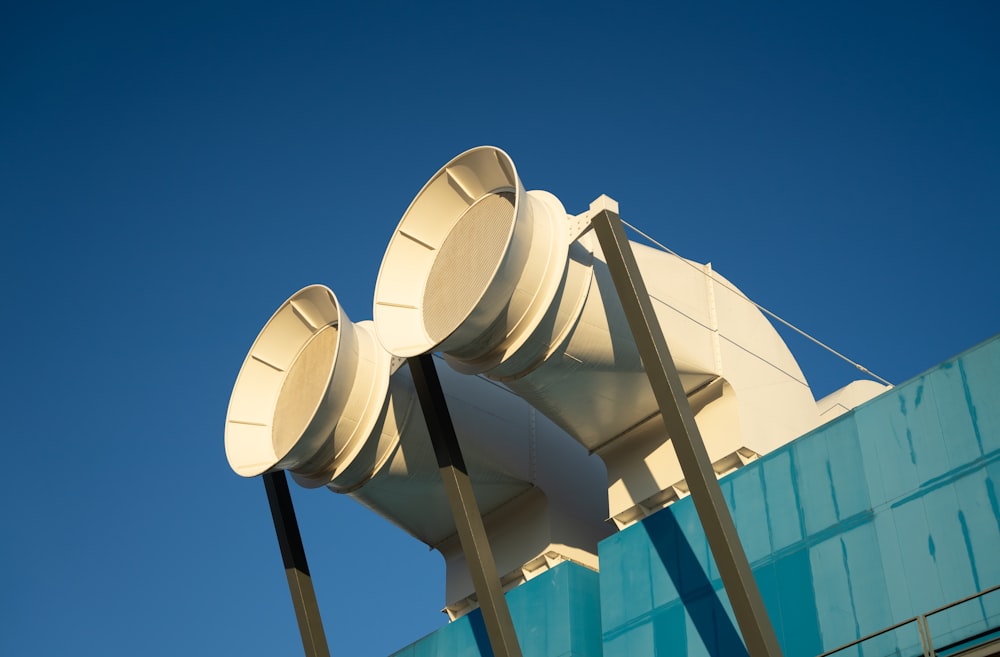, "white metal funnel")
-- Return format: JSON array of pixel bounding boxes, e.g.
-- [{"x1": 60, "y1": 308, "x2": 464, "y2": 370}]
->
[
  {"x1": 374, "y1": 146, "x2": 570, "y2": 365},
  {"x1": 225, "y1": 285, "x2": 391, "y2": 481}
]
